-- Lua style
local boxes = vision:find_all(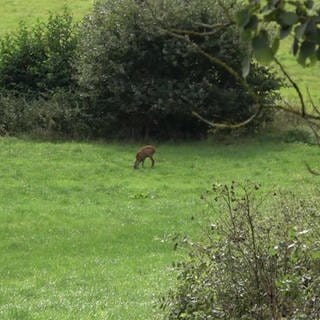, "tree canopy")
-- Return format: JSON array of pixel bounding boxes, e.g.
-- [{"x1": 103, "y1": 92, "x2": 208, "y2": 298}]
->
[{"x1": 75, "y1": 0, "x2": 280, "y2": 139}]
